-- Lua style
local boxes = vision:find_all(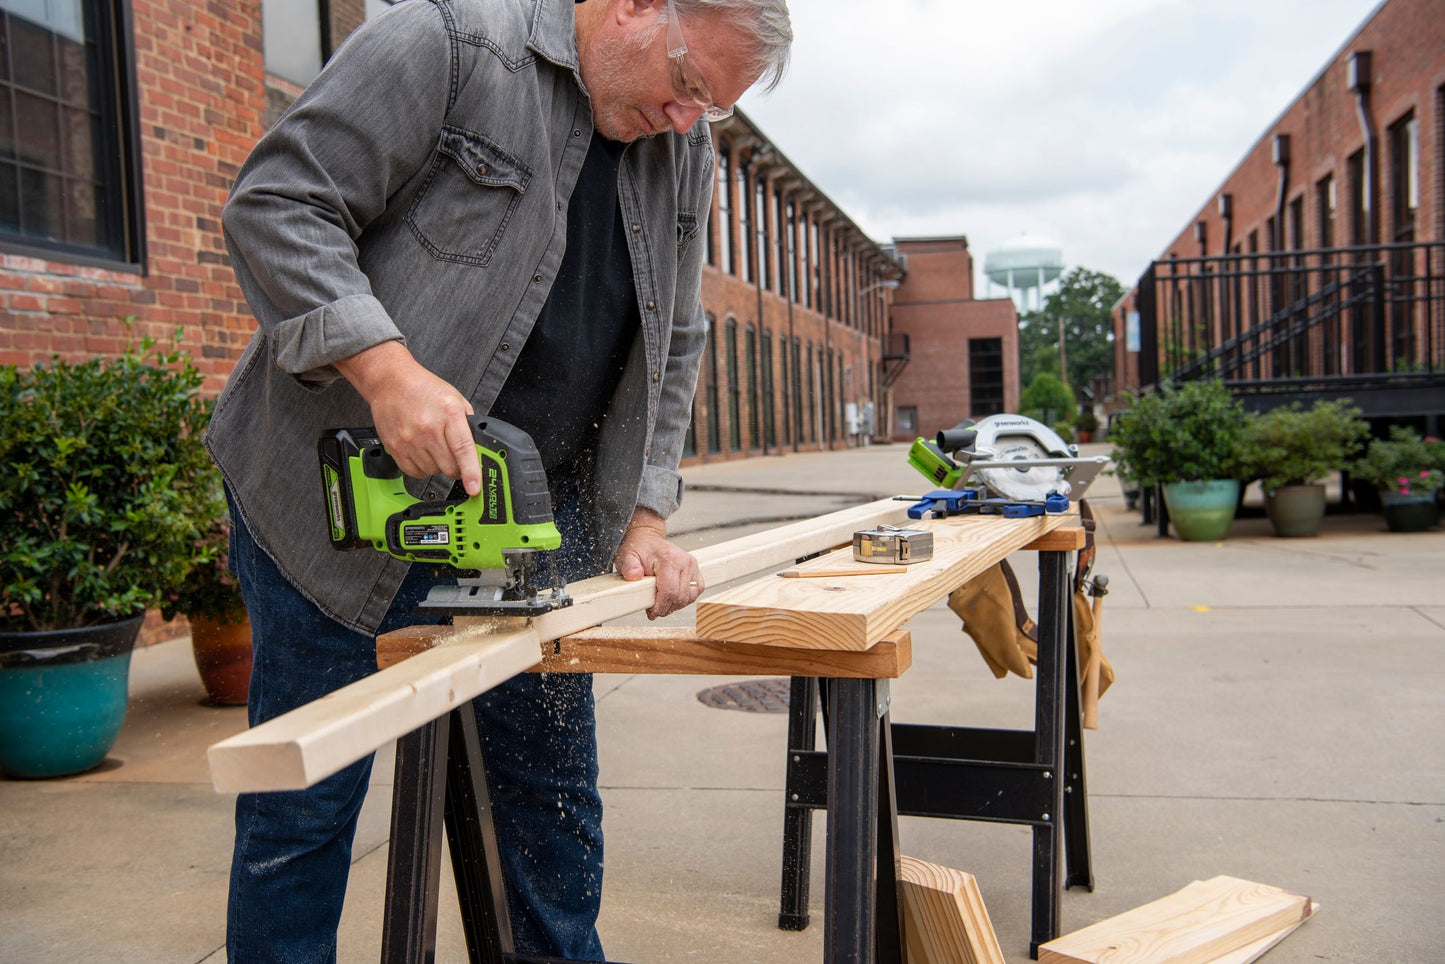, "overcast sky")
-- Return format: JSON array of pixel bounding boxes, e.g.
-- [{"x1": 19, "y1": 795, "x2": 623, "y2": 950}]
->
[{"x1": 735, "y1": 0, "x2": 1386, "y2": 294}]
